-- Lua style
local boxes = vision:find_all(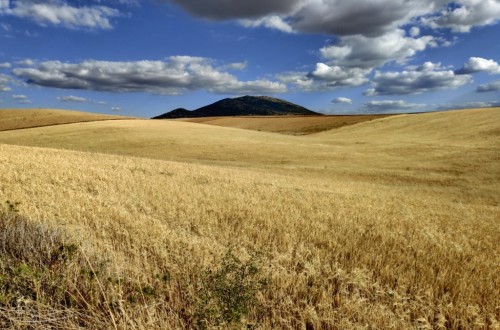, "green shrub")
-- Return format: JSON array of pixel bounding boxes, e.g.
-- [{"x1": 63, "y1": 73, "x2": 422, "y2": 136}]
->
[{"x1": 195, "y1": 250, "x2": 268, "y2": 329}]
